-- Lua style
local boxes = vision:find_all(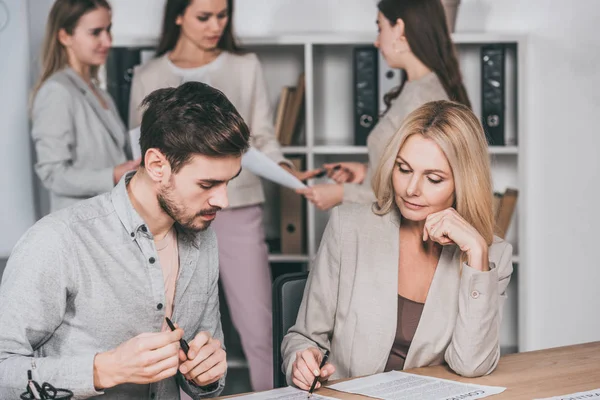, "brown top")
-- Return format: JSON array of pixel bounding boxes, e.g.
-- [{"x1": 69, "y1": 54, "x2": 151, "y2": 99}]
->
[{"x1": 384, "y1": 294, "x2": 425, "y2": 371}]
